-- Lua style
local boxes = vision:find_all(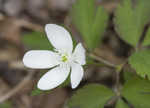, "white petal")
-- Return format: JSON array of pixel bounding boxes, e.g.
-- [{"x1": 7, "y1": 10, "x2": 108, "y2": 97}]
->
[
  {"x1": 37, "y1": 65, "x2": 70, "y2": 90},
  {"x1": 73, "y1": 43, "x2": 86, "y2": 65},
  {"x1": 71, "y1": 63, "x2": 84, "y2": 89},
  {"x1": 45, "y1": 24, "x2": 73, "y2": 53},
  {"x1": 23, "y1": 50, "x2": 59, "y2": 69}
]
